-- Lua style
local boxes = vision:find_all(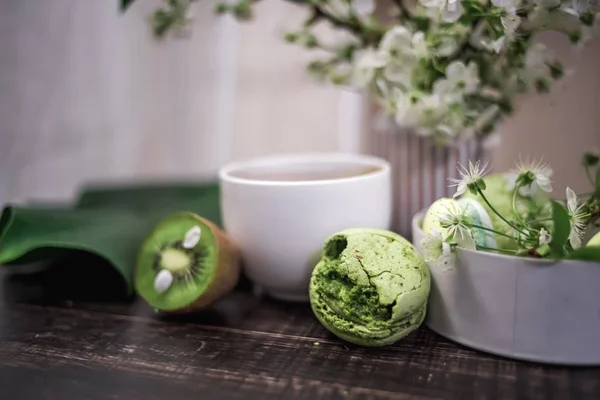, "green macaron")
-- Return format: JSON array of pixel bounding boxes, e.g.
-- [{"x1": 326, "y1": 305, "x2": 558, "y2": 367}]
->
[{"x1": 309, "y1": 228, "x2": 430, "y2": 347}]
